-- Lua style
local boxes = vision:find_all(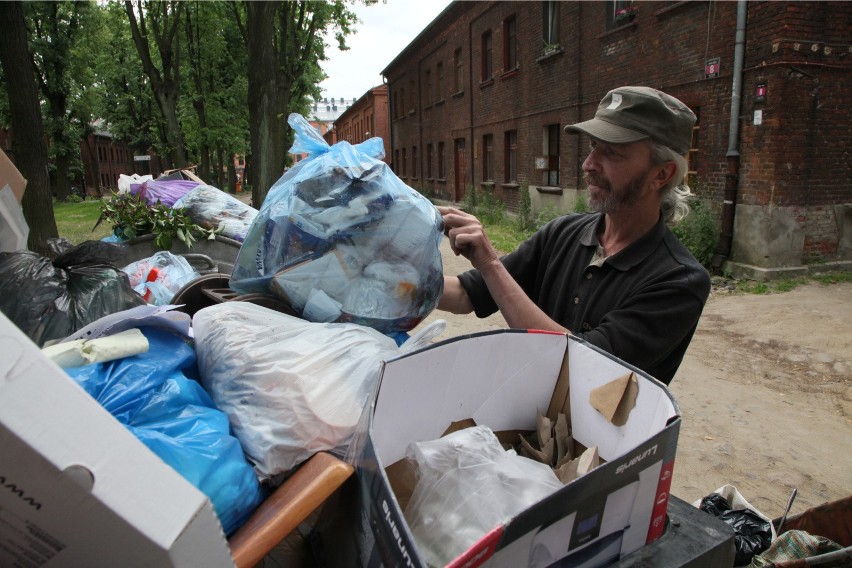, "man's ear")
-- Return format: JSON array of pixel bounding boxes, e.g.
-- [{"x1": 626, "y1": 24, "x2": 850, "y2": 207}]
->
[{"x1": 653, "y1": 161, "x2": 678, "y2": 190}]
